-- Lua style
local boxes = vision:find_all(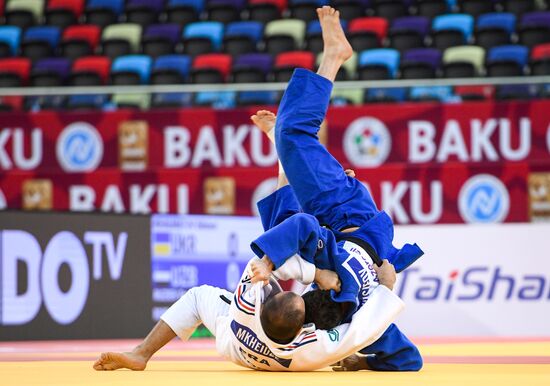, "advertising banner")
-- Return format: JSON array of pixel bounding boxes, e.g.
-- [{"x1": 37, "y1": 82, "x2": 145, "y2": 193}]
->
[
  {"x1": 0, "y1": 101, "x2": 549, "y2": 173},
  {"x1": 0, "y1": 212, "x2": 152, "y2": 340},
  {"x1": 1, "y1": 163, "x2": 549, "y2": 224},
  {"x1": 394, "y1": 223, "x2": 550, "y2": 337}
]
